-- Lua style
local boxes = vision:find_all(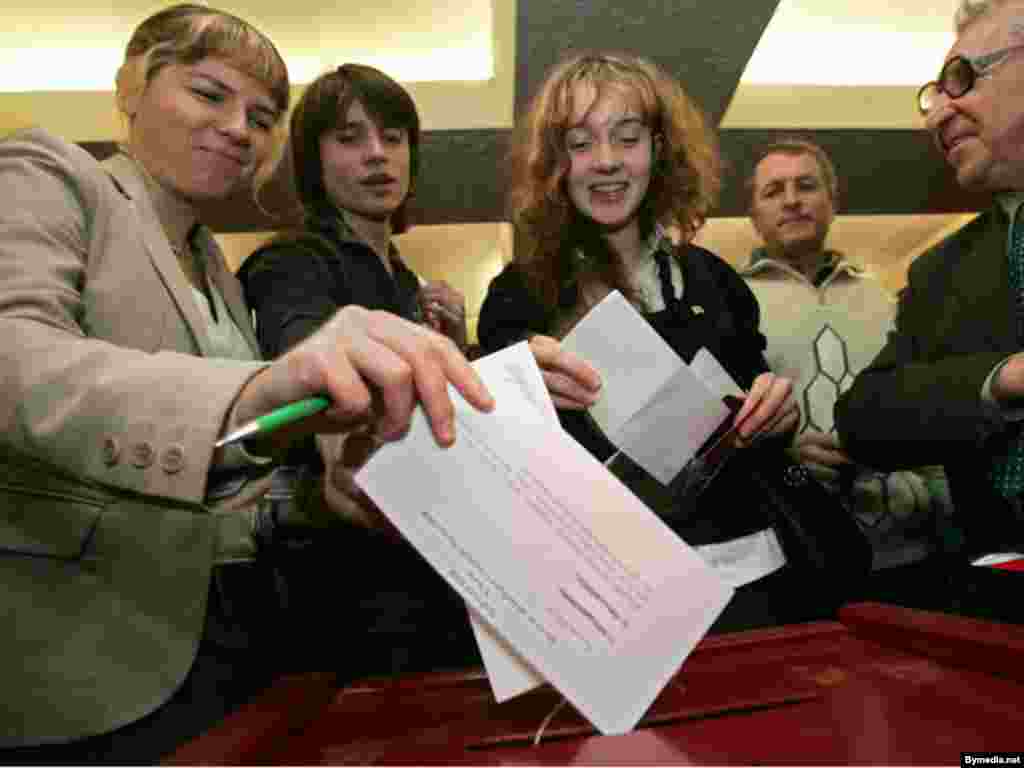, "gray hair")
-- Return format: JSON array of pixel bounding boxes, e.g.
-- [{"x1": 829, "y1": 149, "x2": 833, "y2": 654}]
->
[{"x1": 954, "y1": 0, "x2": 1024, "y2": 34}]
